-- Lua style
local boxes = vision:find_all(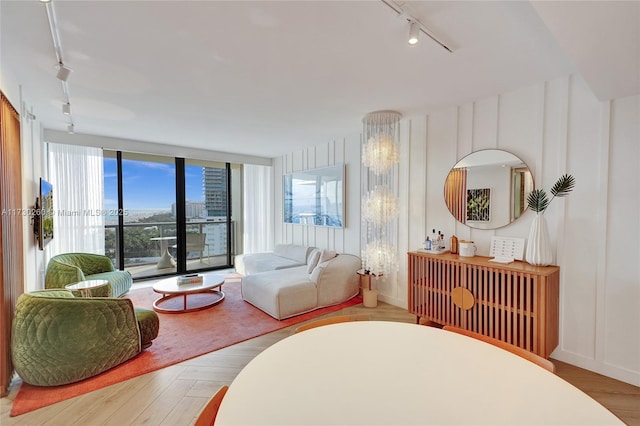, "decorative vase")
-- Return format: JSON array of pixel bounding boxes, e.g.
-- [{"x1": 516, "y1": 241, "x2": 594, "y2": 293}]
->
[{"x1": 525, "y1": 213, "x2": 553, "y2": 266}]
